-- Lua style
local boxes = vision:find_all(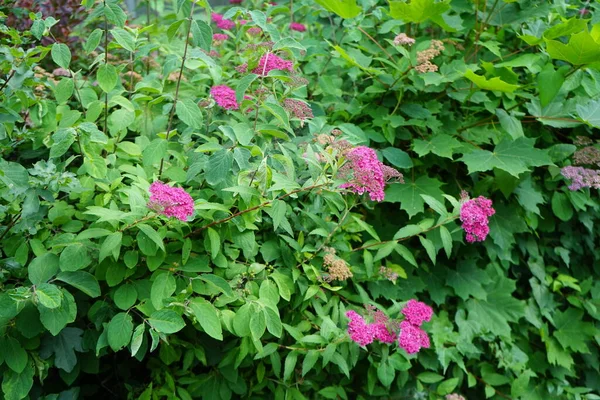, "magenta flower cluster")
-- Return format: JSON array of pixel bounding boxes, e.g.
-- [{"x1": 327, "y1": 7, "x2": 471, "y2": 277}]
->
[
  {"x1": 346, "y1": 300, "x2": 432, "y2": 354},
  {"x1": 289, "y1": 22, "x2": 306, "y2": 32},
  {"x1": 210, "y1": 85, "x2": 239, "y2": 110},
  {"x1": 339, "y1": 146, "x2": 402, "y2": 202},
  {"x1": 213, "y1": 33, "x2": 229, "y2": 42},
  {"x1": 561, "y1": 166, "x2": 600, "y2": 191},
  {"x1": 459, "y1": 196, "x2": 495, "y2": 243},
  {"x1": 252, "y1": 53, "x2": 293, "y2": 75},
  {"x1": 148, "y1": 181, "x2": 194, "y2": 221},
  {"x1": 211, "y1": 13, "x2": 235, "y2": 30}
]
